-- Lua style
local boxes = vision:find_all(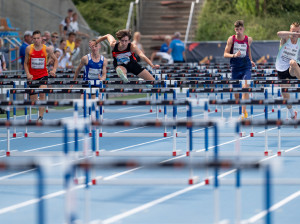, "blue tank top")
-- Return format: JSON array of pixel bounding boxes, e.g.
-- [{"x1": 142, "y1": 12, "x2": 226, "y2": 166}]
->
[{"x1": 84, "y1": 54, "x2": 104, "y2": 80}]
